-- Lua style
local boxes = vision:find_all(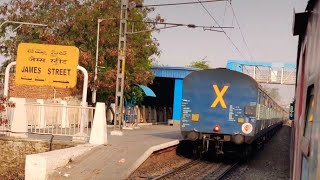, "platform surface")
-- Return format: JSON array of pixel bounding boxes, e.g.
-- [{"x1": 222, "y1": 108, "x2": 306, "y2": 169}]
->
[{"x1": 49, "y1": 125, "x2": 182, "y2": 180}]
